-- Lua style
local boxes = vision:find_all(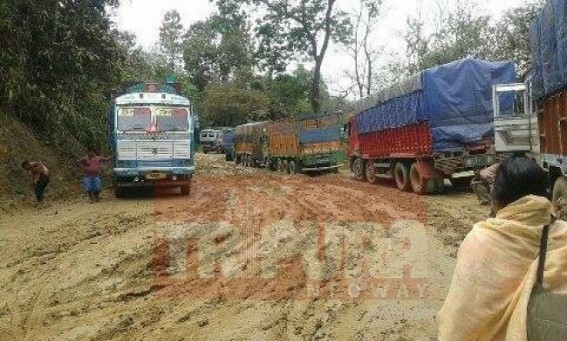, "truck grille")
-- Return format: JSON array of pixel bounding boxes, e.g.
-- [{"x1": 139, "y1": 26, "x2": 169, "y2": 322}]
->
[{"x1": 117, "y1": 140, "x2": 190, "y2": 161}]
